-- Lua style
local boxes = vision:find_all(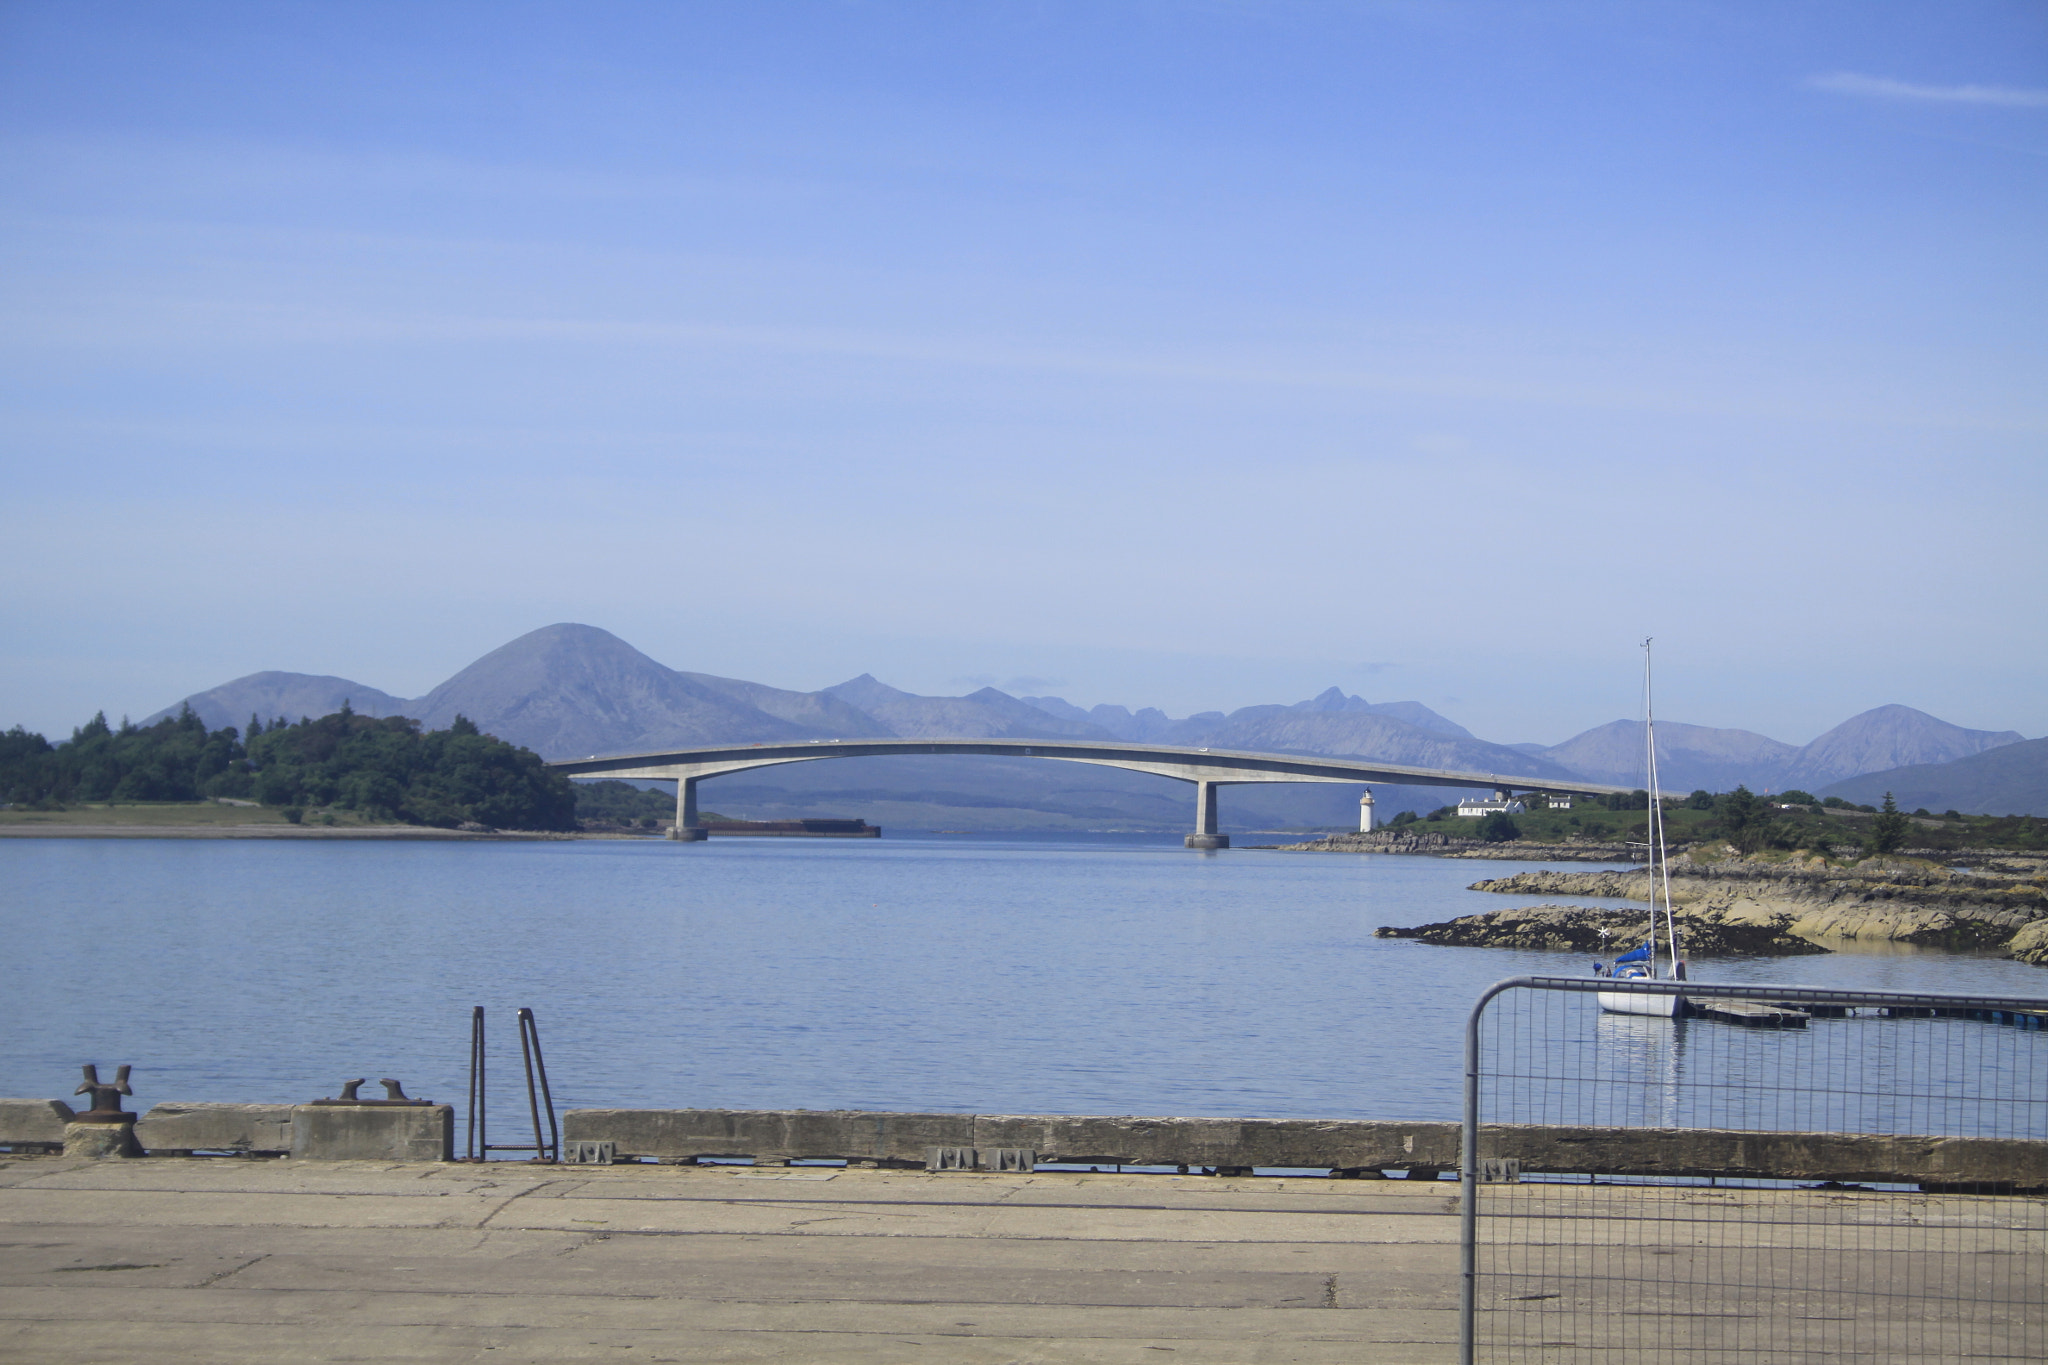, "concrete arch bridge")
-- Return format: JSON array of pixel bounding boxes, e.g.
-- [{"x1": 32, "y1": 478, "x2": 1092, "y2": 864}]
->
[{"x1": 548, "y1": 738, "x2": 1628, "y2": 848}]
